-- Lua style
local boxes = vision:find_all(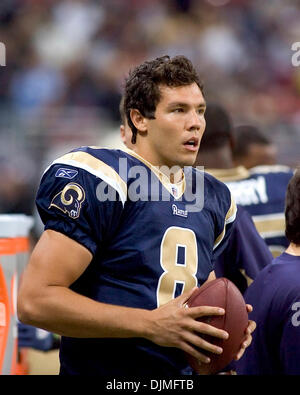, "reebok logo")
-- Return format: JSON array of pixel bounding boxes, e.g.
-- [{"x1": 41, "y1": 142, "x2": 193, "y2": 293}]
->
[{"x1": 55, "y1": 168, "x2": 78, "y2": 180}]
